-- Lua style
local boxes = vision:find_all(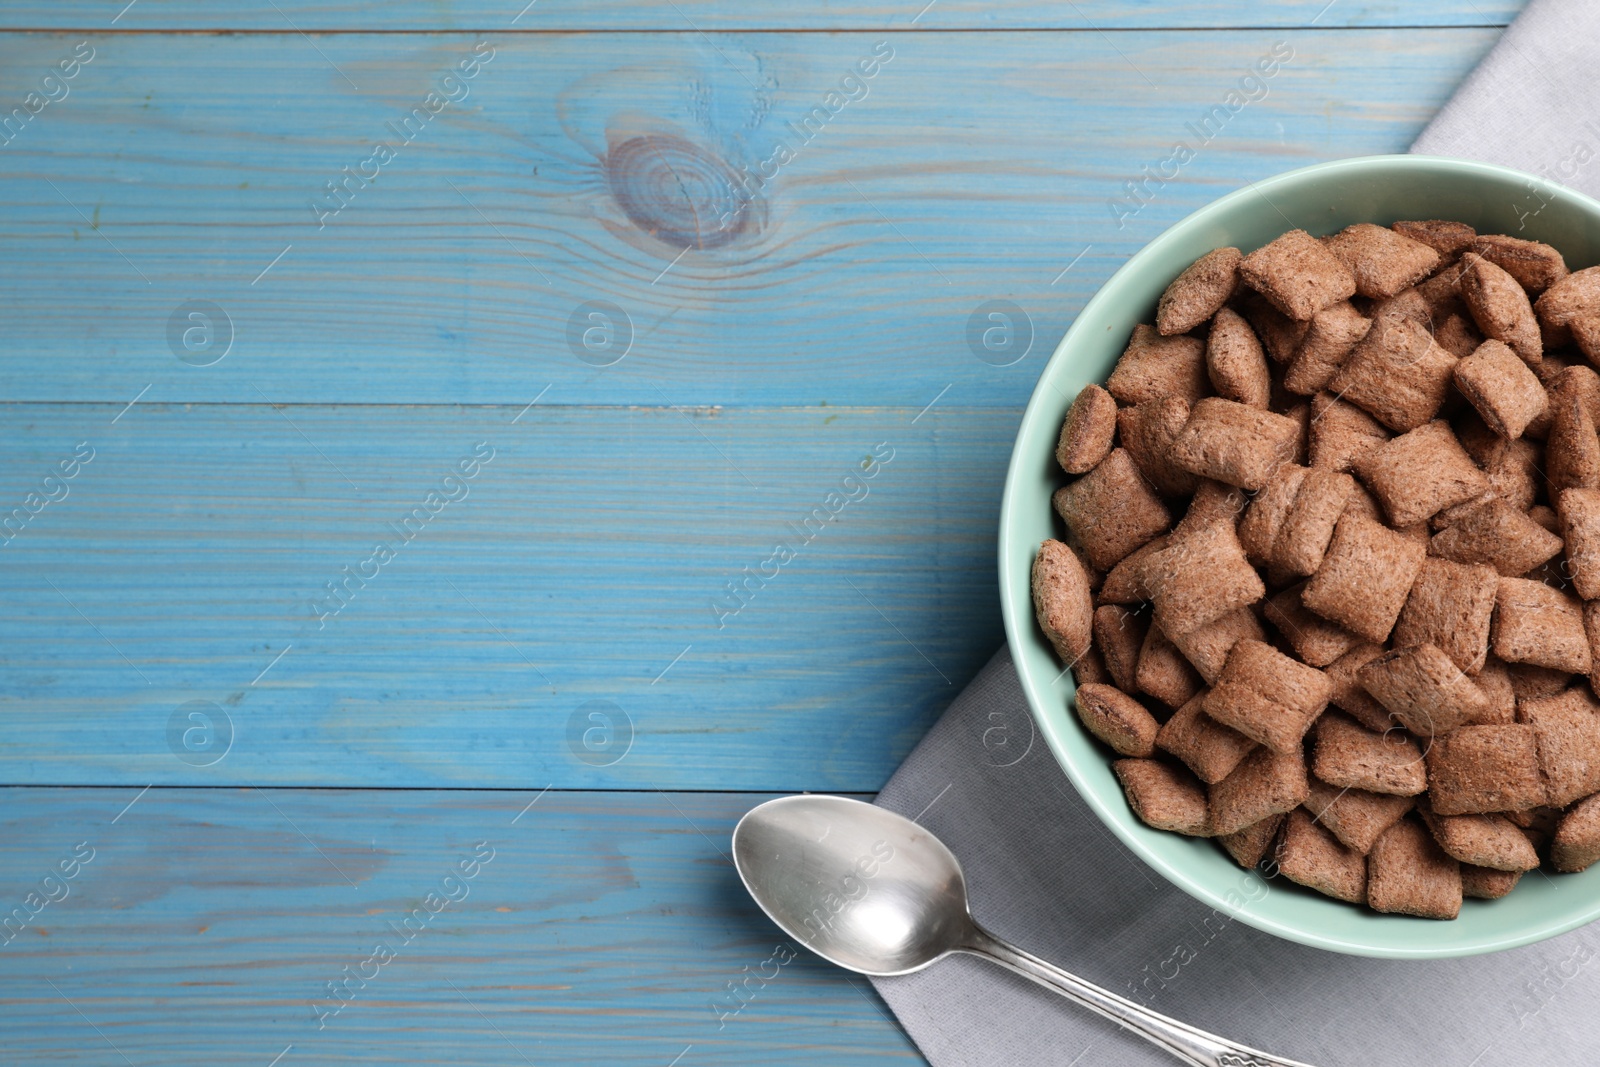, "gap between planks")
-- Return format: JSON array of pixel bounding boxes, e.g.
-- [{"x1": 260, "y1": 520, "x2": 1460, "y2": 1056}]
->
[
  {"x1": 0, "y1": 24, "x2": 1515, "y2": 35},
  {"x1": 0, "y1": 401, "x2": 998, "y2": 410},
  {"x1": 0, "y1": 784, "x2": 881, "y2": 795}
]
